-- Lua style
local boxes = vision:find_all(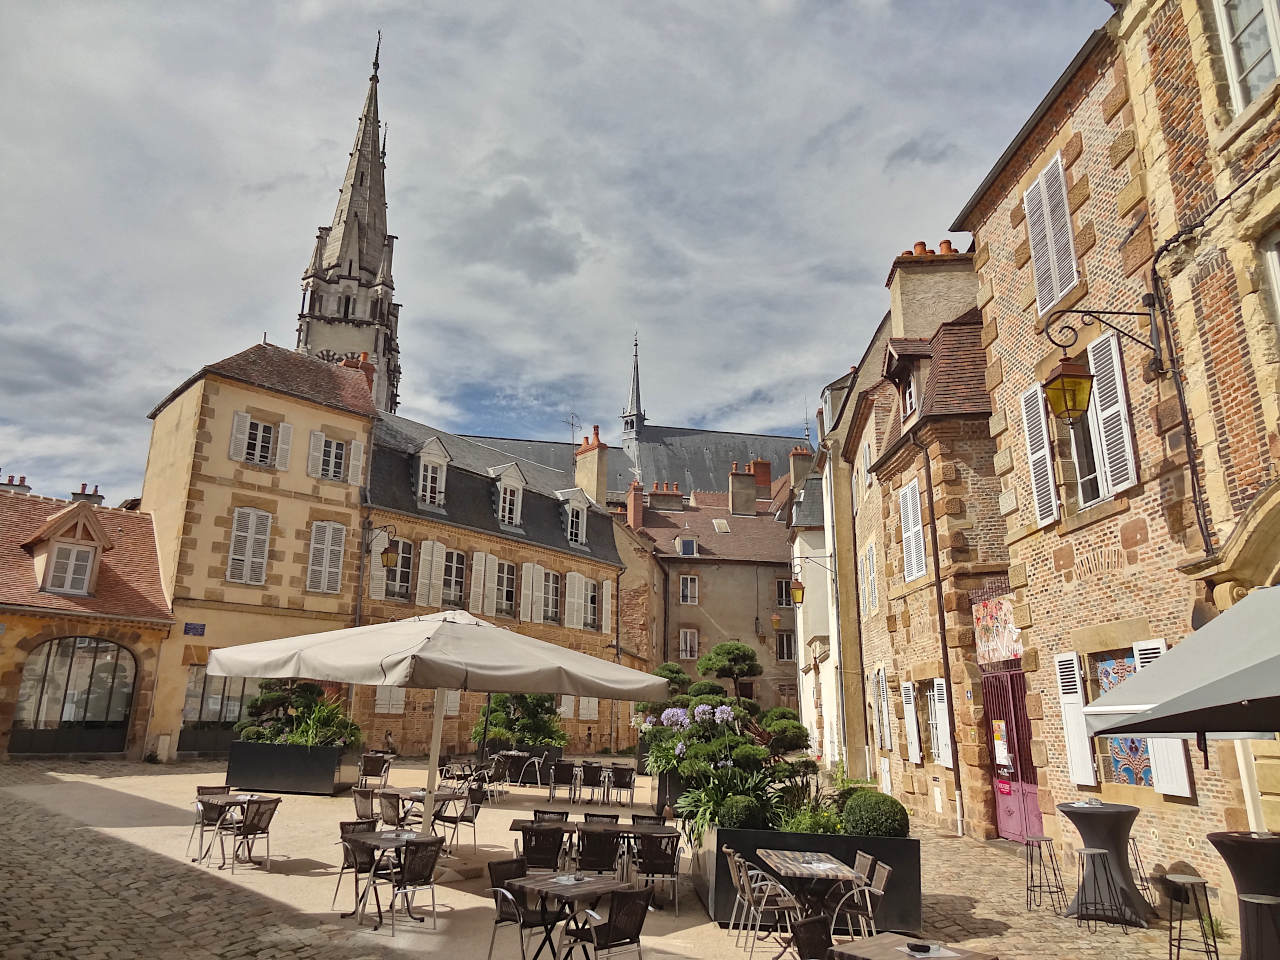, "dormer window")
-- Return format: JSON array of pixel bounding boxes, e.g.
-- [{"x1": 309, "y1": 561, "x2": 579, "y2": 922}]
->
[
  {"x1": 568, "y1": 505, "x2": 585, "y2": 544},
  {"x1": 677, "y1": 536, "x2": 698, "y2": 557},
  {"x1": 415, "y1": 437, "x2": 452, "y2": 508},
  {"x1": 47, "y1": 544, "x2": 94, "y2": 595},
  {"x1": 23, "y1": 500, "x2": 113, "y2": 598},
  {"x1": 489, "y1": 462, "x2": 527, "y2": 527},
  {"x1": 902, "y1": 377, "x2": 917, "y2": 418},
  {"x1": 500, "y1": 485, "x2": 521, "y2": 525}
]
